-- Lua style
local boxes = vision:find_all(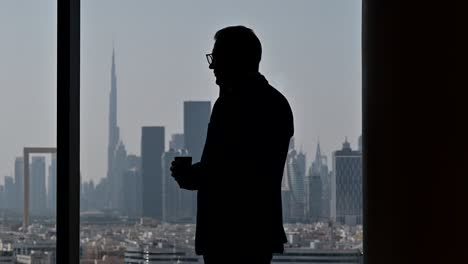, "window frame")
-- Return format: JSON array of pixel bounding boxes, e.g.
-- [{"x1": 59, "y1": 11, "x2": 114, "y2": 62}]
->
[
  {"x1": 57, "y1": 0, "x2": 80, "y2": 263},
  {"x1": 56, "y1": 0, "x2": 370, "y2": 262}
]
